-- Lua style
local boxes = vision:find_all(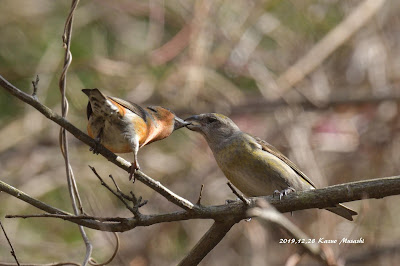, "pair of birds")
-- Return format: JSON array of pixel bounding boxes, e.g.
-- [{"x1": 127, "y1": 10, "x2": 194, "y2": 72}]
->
[{"x1": 82, "y1": 89, "x2": 357, "y2": 221}]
